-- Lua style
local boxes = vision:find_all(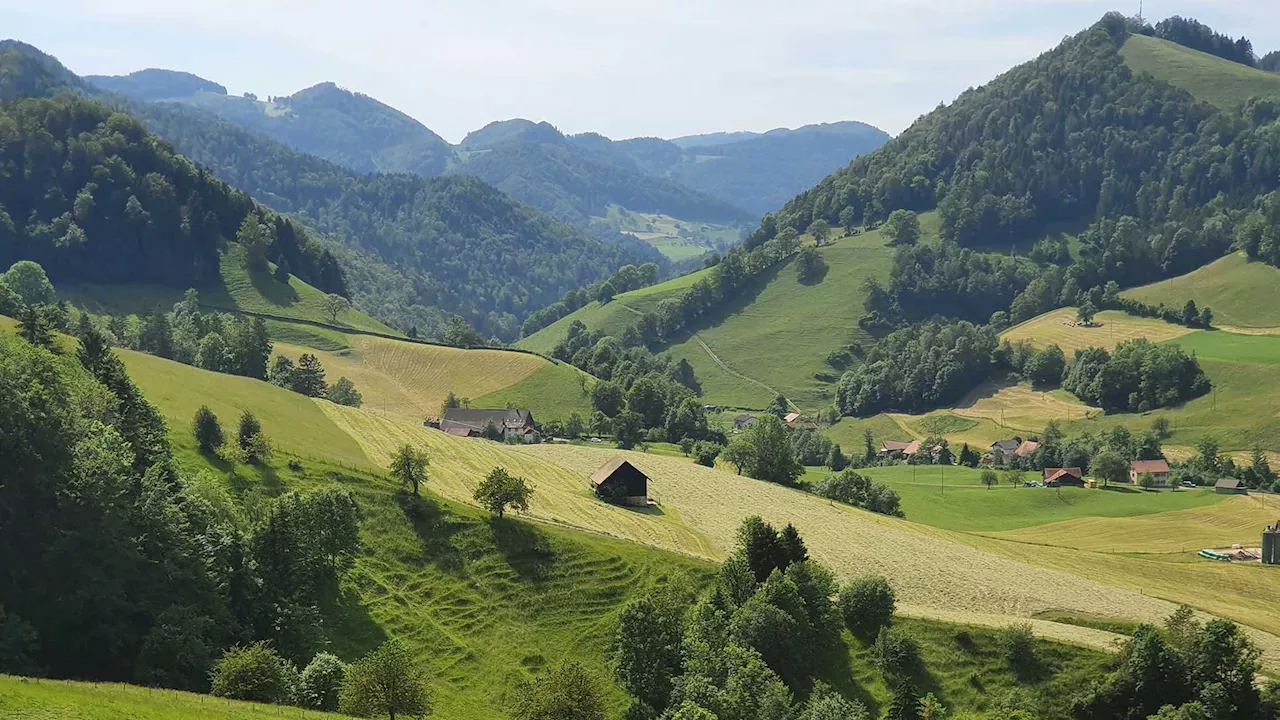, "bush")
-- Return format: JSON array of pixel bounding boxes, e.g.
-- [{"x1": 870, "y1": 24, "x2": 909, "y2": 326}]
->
[
  {"x1": 872, "y1": 626, "x2": 920, "y2": 680},
  {"x1": 328, "y1": 377, "x2": 362, "y2": 407},
  {"x1": 693, "y1": 441, "x2": 723, "y2": 468},
  {"x1": 193, "y1": 405, "x2": 224, "y2": 454},
  {"x1": 298, "y1": 653, "x2": 346, "y2": 711},
  {"x1": 839, "y1": 574, "x2": 896, "y2": 639},
  {"x1": 210, "y1": 642, "x2": 295, "y2": 704},
  {"x1": 996, "y1": 624, "x2": 1036, "y2": 672}
]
